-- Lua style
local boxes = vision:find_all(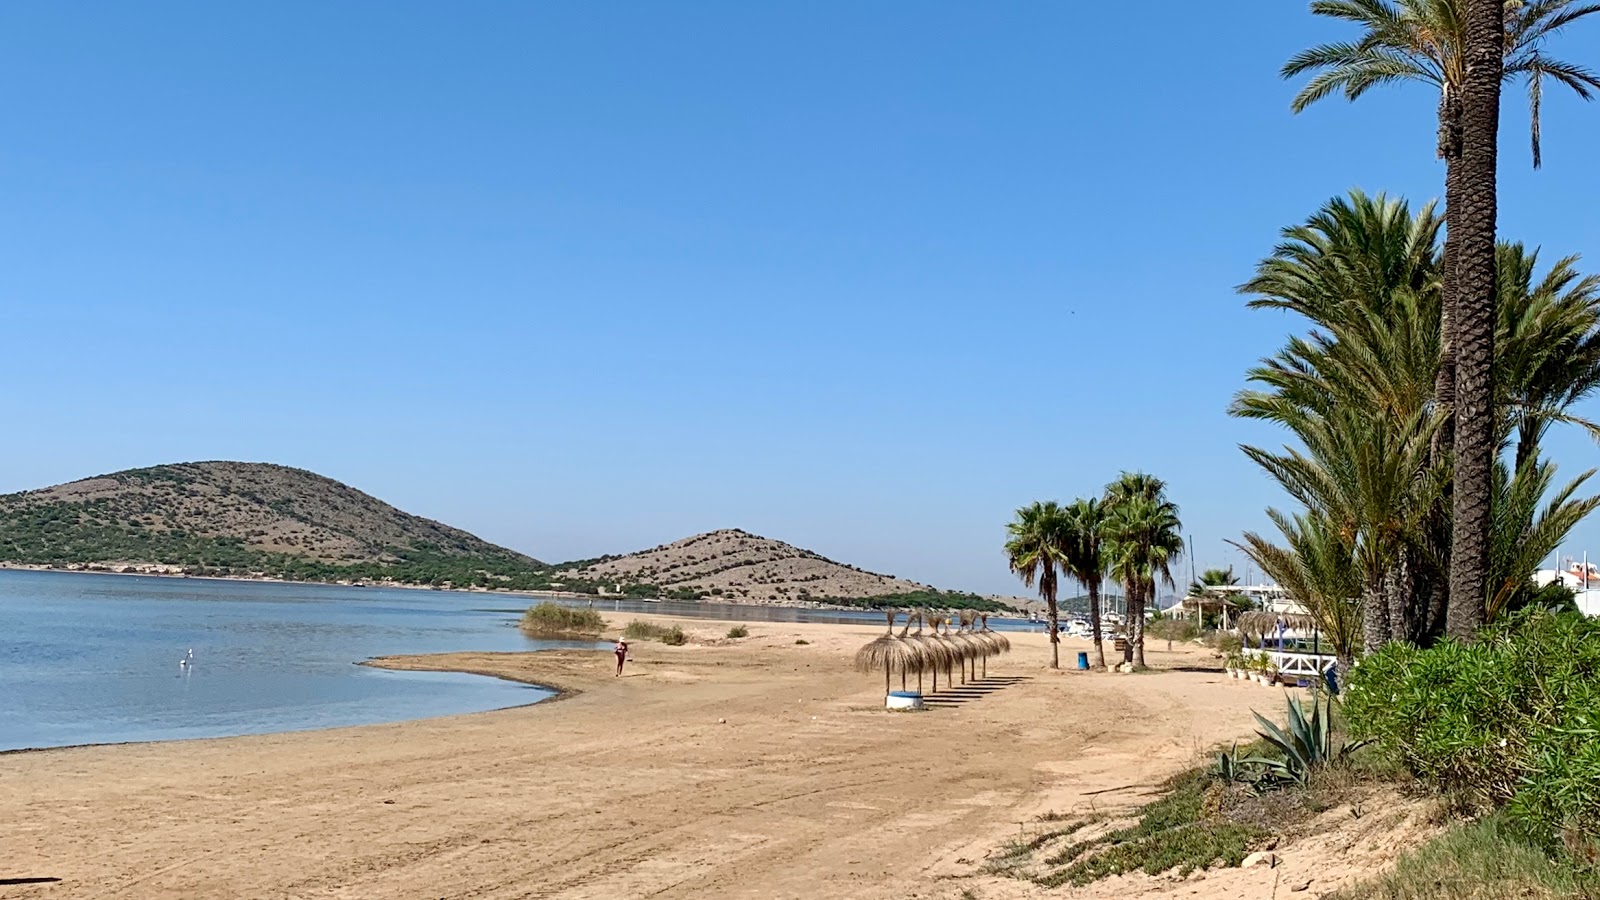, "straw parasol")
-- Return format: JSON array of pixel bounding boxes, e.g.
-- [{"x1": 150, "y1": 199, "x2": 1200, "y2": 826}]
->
[
  {"x1": 933, "y1": 616, "x2": 962, "y2": 686},
  {"x1": 979, "y1": 614, "x2": 1011, "y2": 652},
  {"x1": 853, "y1": 610, "x2": 922, "y2": 695},
  {"x1": 975, "y1": 613, "x2": 1009, "y2": 677},
  {"x1": 1237, "y1": 610, "x2": 1317, "y2": 639},
  {"x1": 907, "y1": 610, "x2": 953, "y2": 693},
  {"x1": 951, "y1": 611, "x2": 987, "y2": 682}
]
